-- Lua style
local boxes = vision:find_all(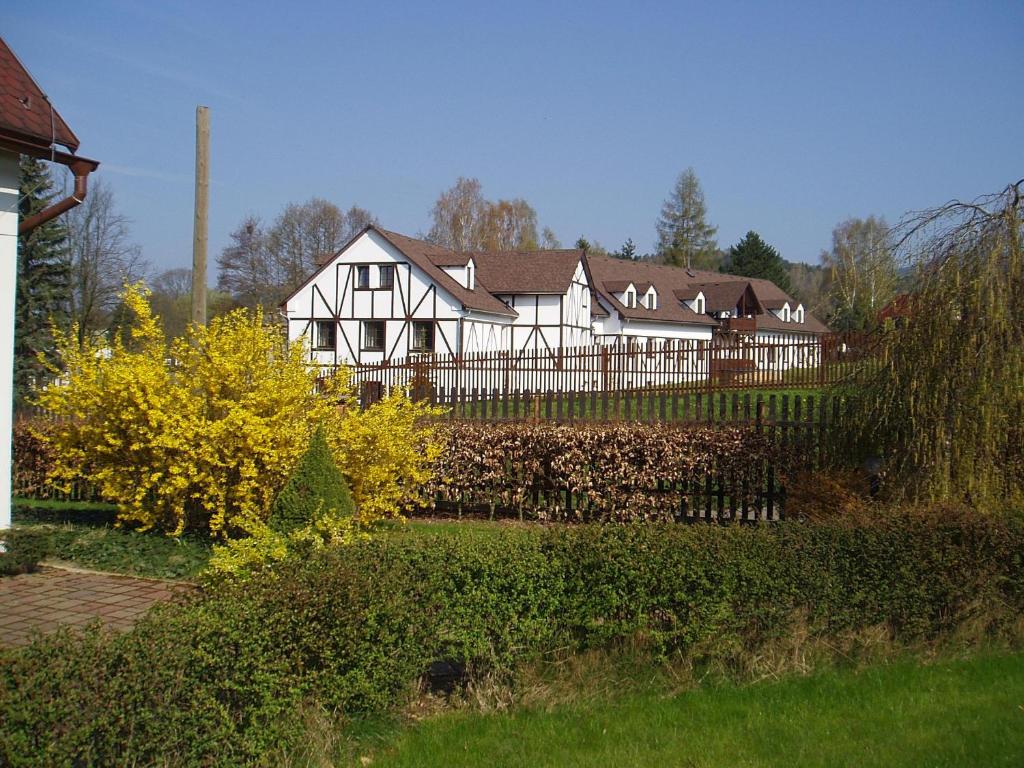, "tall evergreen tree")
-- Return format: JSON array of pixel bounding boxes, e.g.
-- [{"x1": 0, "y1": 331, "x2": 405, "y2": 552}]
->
[
  {"x1": 725, "y1": 231, "x2": 792, "y2": 293},
  {"x1": 613, "y1": 238, "x2": 638, "y2": 261},
  {"x1": 655, "y1": 168, "x2": 719, "y2": 270},
  {"x1": 15, "y1": 157, "x2": 70, "y2": 403}
]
